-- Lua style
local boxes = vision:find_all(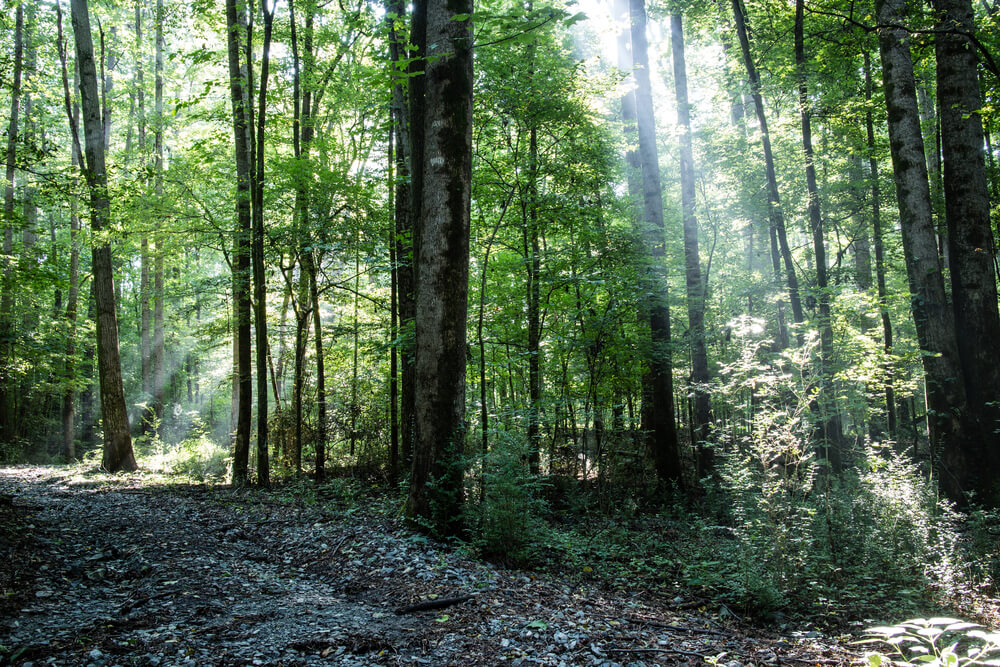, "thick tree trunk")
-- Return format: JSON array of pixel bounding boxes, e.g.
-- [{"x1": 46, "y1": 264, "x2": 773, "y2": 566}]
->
[
  {"x1": 670, "y1": 12, "x2": 713, "y2": 478},
  {"x1": 629, "y1": 0, "x2": 682, "y2": 484},
  {"x1": 934, "y1": 0, "x2": 1000, "y2": 501},
  {"x1": 71, "y1": 0, "x2": 137, "y2": 472},
  {"x1": 225, "y1": 0, "x2": 253, "y2": 485},
  {"x1": 731, "y1": 0, "x2": 805, "y2": 334},
  {"x1": 406, "y1": 0, "x2": 473, "y2": 536},
  {"x1": 876, "y1": 0, "x2": 969, "y2": 498},
  {"x1": 794, "y1": 0, "x2": 842, "y2": 471}
]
